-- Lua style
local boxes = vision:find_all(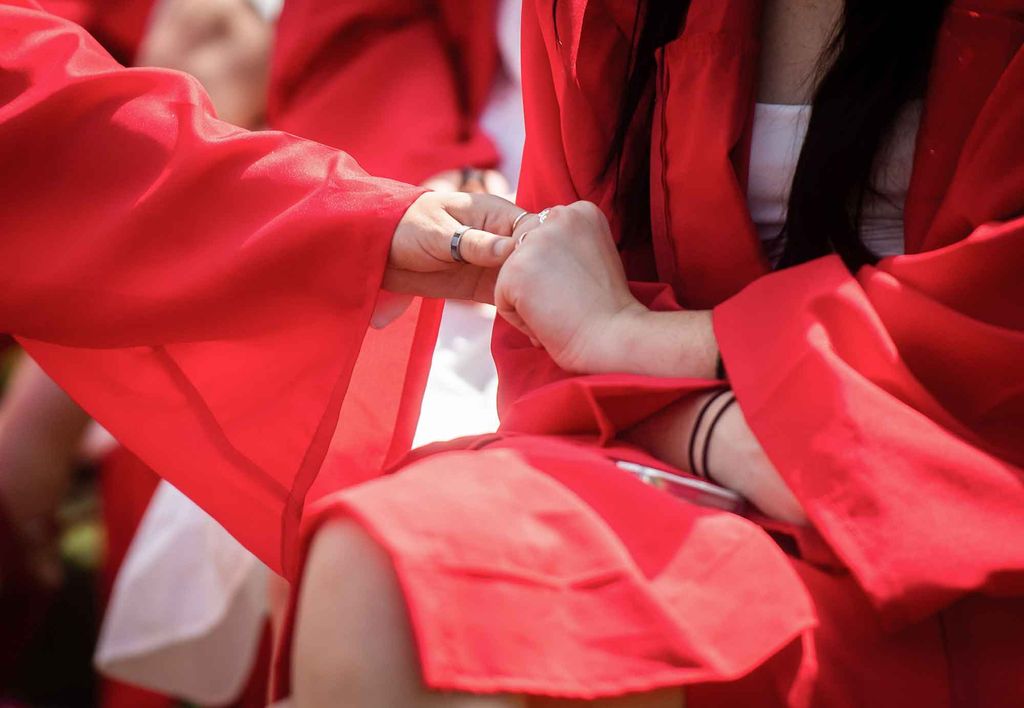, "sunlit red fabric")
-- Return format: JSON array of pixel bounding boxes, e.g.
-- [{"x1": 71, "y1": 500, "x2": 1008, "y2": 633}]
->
[
  {"x1": 0, "y1": 0, "x2": 424, "y2": 576},
  {"x1": 507, "y1": 0, "x2": 1024, "y2": 622},
  {"x1": 4, "y1": 0, "x2": 1023, "y2": 702}
]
